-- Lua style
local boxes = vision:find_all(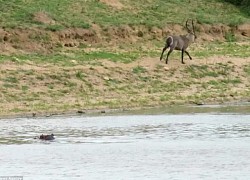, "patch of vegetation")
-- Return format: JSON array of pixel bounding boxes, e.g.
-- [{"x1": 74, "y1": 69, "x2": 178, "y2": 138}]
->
[
  {"x1": 132, "y1": 66, "x2": 147, "y2": 74},
  {"x1": 138, "y1": 76, "x2": 151, "y2": 82},
  {"x1": 224, "y1": 32, "x2": 237, "y2": 42},
  {"x1": 81, "y1": 51, "x2": 139, "y2": 64},
  {"x1": 21, "y1": 86, "x2": 29, "y2": 91},
  {"x1": 207, "y1": 78, "x2": 241, "y2": 89},
  {"x1": 185, "y1": 65, "x2": 220, "y2": 78},
  {"x1": 47, "y1": 84, "x2": 54, "y2": 89},
  {"x1": 194, "y1": 42, "x2": 250, "y2": 58},
  {"x1": 4, "y1": 76, "x2": 19, "y2": 84},
  {"x1": 244, "y1": 65, "x2": 250, "y2": 76},
  {"x1": 65, "y1": 81, "x2": 77, "y2": 88},
  {"x1": 3, "y1": 83, "x2": 16, "y2": 88},
  {"x1": 29, "y1": 33, "x2": 51, "y2": 42},
  {"x1": 75, "y1": 71, "x2": 86, "y2": 80},
  {"x1": 207, "y1": 80, "x2": 221, "y2": 86},
  {"x1": 220, "y1": 0, "x2": 250, "y2": 16},
  {"x1": 221, "y1": 78, "x2": 241, "y2": 84},
  {"x1": 105, "y1": 78, "x2": 121, "y2": 85},
  {"x1": 45, "y1": 24, "x2": 64, "y2": 32},
  {"x1": 36, "y1": 75, "x2": 45, "y2": 81}
]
